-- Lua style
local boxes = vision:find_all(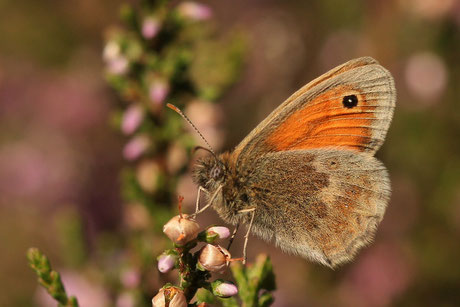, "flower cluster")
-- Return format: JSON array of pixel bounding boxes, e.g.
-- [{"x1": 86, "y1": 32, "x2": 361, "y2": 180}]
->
[
  {"x1": 152, "y1": 213, "x2": 238, "y2": 306},
  {"x1": 102, "y1": 0, "x2": 244, "y2": 233},
  {"x1": 101, "y1": 1, "x2": 245, "y2": 305}
]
